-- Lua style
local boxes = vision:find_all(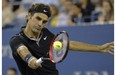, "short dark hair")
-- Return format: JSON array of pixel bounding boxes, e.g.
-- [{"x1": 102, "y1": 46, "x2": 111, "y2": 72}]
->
[
  {"x1": 7, "y1": 67, "x2": 17, "y2": 73},
  {"x1": 28, "y1": 3, "x2": 51, "y2": 17}
]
